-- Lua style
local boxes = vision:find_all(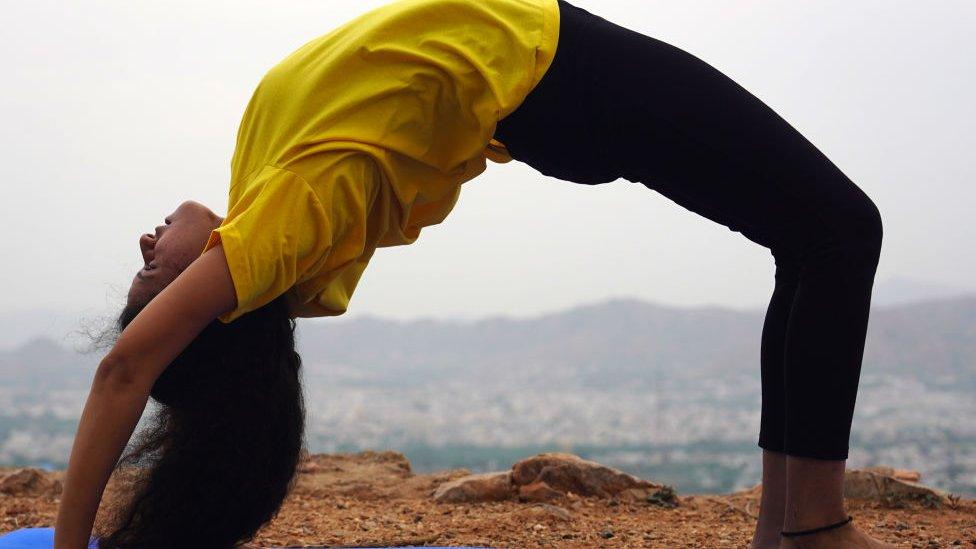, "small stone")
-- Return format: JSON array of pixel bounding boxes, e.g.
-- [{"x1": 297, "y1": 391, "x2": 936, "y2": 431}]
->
[
  {"x1": 518, "y1": 480, "x2": 564, "y2": 503},
  {"x1": 536, "y1": 503, "x2": 573, "y2": 522},
  {"x1": 645, "y1": 486, "x2": 679, "y2": 508},
  {"x1": 298, "y1": 461, "x2": 322, "y2": 474},
  {"x1": 601, "y1": 528, "x2": 614, "y2": 539},
  {"x1": 432, "y1": 471, "x2": 513, "y2": 503}
]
